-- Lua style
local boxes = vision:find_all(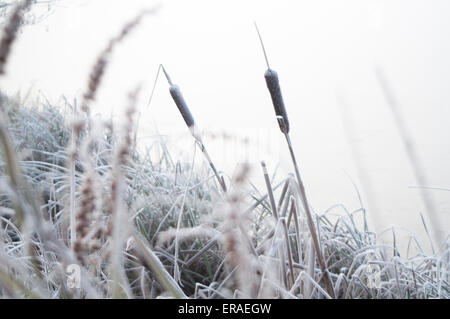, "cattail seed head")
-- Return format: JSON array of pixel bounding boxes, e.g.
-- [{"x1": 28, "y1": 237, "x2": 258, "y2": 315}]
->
[
  {"x1": 169, "y1": 84, "x2": 195, "y2": 129},
  {"x1": 264, "y1": 69, "x2": 290, "y2": 134}
]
